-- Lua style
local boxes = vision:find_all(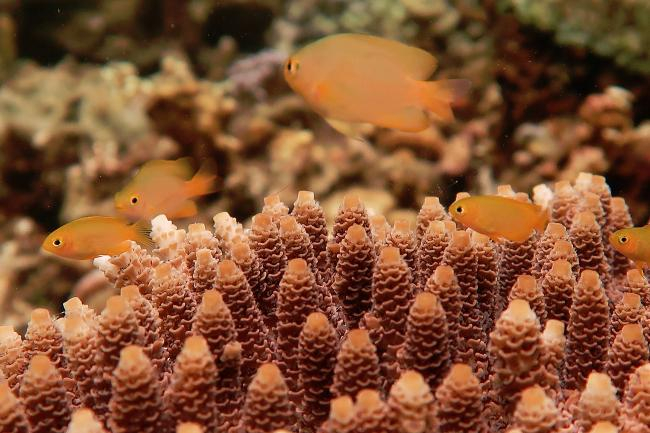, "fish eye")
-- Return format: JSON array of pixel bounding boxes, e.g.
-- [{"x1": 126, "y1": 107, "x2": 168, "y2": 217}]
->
[
  {"x1": 456, "y1": 206, "x2": 464, "y2": 214},
  {"x1": 620, "y1": 236, "x2": 628, "y2": 244},
  {"x1": 52, "y1": 238, "x2": 62, "y2": 247},
  {"x1": 130, "y1": 195, "x2": 139, "y2": 205},
  {"x1": 286, "y1": 59, "x2": 299, "y2": 74}
]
